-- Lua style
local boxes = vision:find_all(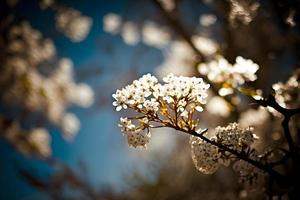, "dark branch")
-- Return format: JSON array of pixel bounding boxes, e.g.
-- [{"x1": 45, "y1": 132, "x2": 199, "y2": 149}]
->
[
  {"x1": 171, "y1": 125, "x2": 285, "y2": 182},
  {"x1": 255, "y1": 94, "x2": 300, "y2": 151}
]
